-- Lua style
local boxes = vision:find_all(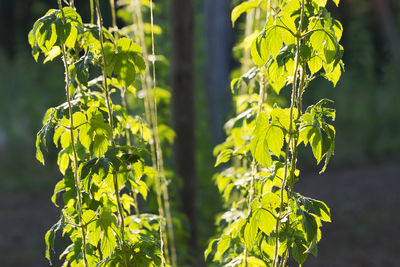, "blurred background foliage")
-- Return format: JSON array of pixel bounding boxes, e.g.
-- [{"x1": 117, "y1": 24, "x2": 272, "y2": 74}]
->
[{"x1": 0, "y1": 0, "x2": 399, "y2": 266}]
